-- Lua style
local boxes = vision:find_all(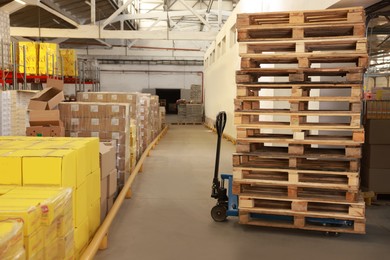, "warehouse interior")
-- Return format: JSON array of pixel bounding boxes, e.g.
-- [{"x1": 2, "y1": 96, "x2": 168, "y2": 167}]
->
[{"x1": 0, "y1": 0, "x2": 390, "y2": 259}]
